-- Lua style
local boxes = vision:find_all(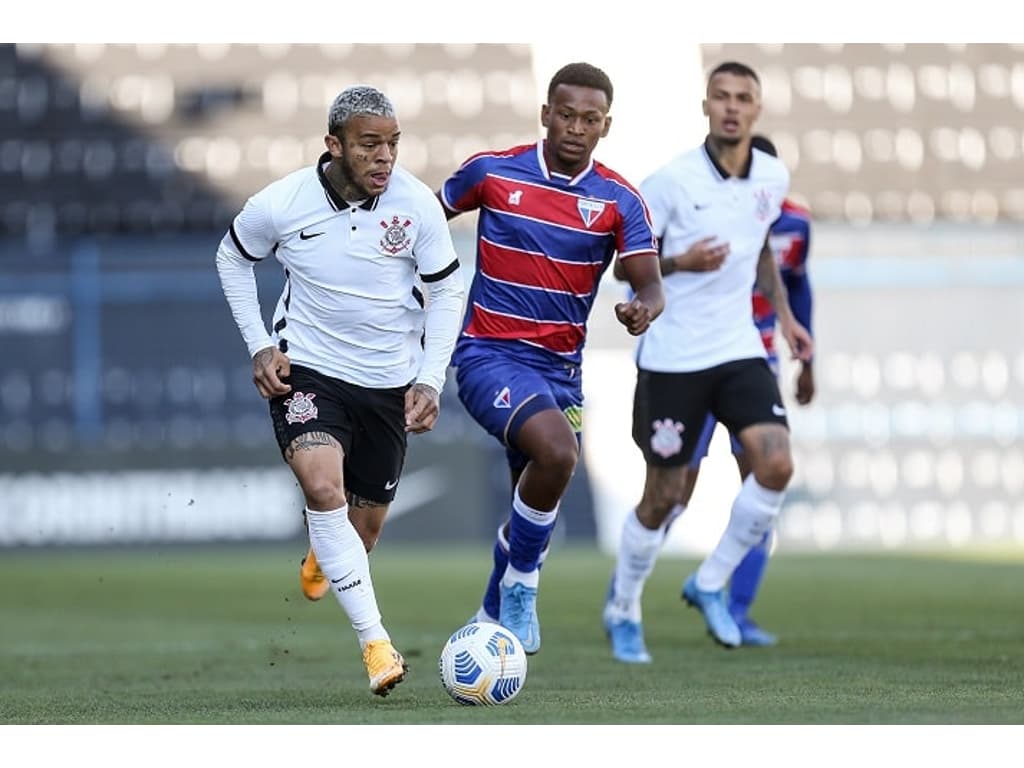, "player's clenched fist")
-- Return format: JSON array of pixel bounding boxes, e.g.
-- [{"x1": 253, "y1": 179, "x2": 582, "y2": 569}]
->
[{"x1": 614, "y1": 297, "x2": 654, "y2": 336}]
